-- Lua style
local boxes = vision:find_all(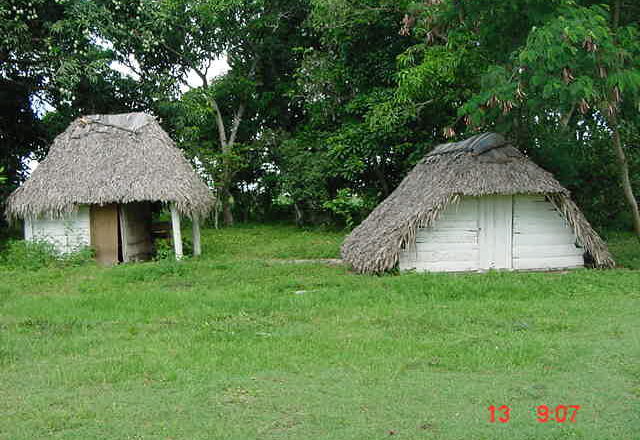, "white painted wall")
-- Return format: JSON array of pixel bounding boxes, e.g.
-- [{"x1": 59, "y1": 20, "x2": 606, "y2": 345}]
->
[
  {"x1": 399, "y1": 195, "x2": 584, "y2": 273},
  {"x1": 512, "y1": 195, "x2": 584, "y2": 270},
  {"x1": 399, "y1": 198, "x2": 481, "y2": 272},
  {"x1": 24, "y1": 206, "x2": 91, "y2": 254}
]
